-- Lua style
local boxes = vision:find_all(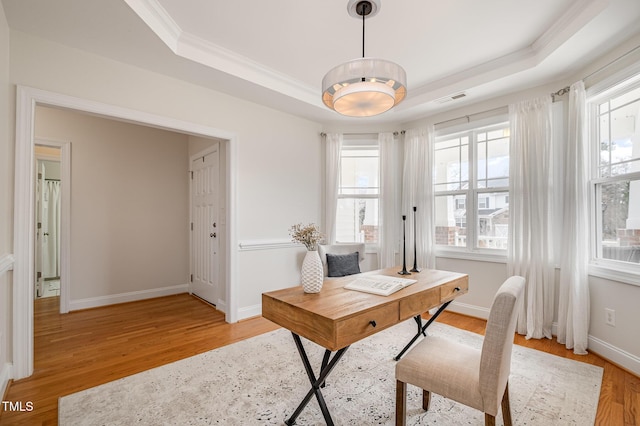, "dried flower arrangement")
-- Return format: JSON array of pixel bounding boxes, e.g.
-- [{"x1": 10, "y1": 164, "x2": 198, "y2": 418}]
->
[{"x1": 289, "y1": 223, "x2": 324, "y2": 251}]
